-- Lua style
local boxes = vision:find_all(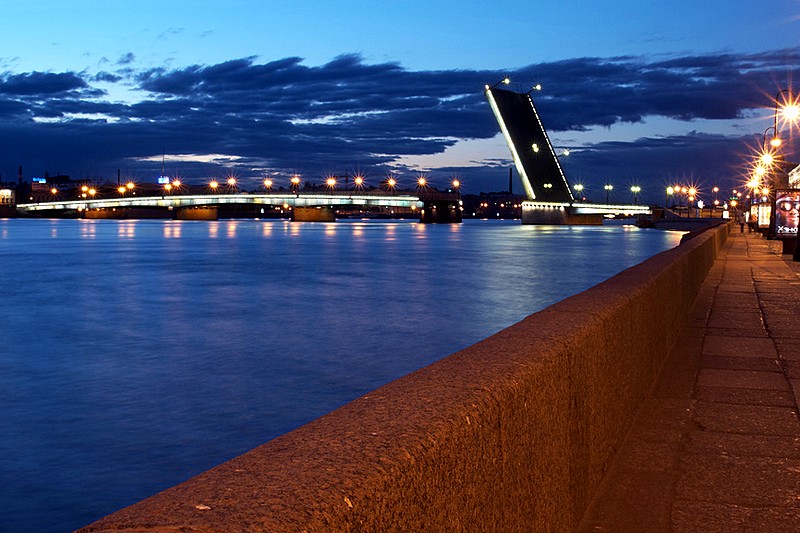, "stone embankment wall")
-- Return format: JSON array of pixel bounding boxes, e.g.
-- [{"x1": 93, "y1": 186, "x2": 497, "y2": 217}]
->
[{"x1": 80, "y1": 223, "x2": 730, "y2": 532}]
